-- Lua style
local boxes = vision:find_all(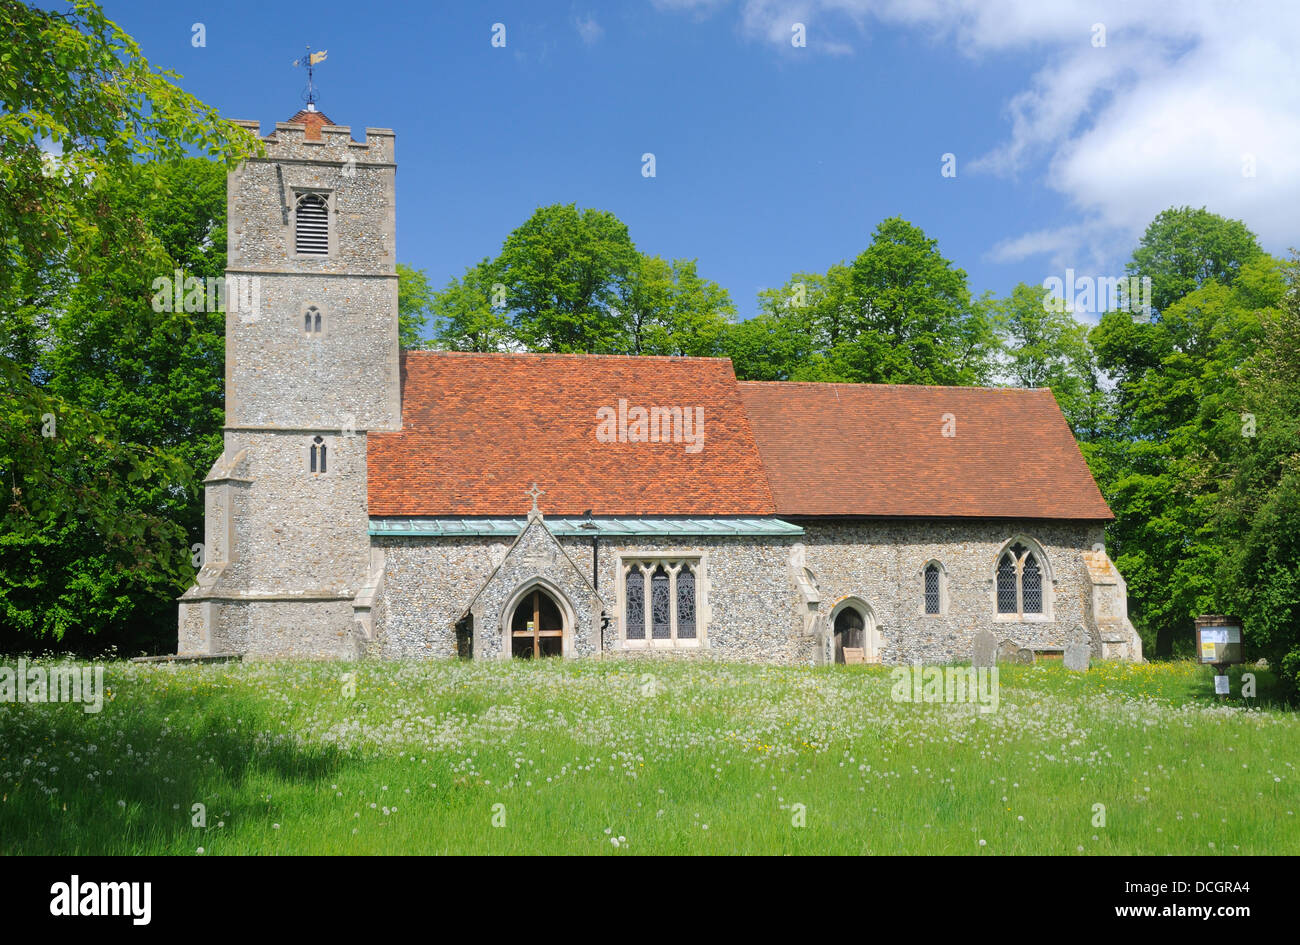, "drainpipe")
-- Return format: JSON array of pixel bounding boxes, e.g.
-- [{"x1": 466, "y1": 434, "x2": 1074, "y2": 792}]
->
[{"x1": 581, "y1": 510, "x2": 606, "y2": 653}]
